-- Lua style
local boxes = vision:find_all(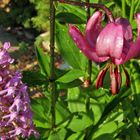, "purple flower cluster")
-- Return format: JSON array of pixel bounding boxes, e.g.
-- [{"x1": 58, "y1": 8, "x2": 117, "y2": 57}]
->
[{"x1": 0, "y1": 43, "x2": 39, "y2": 139}]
